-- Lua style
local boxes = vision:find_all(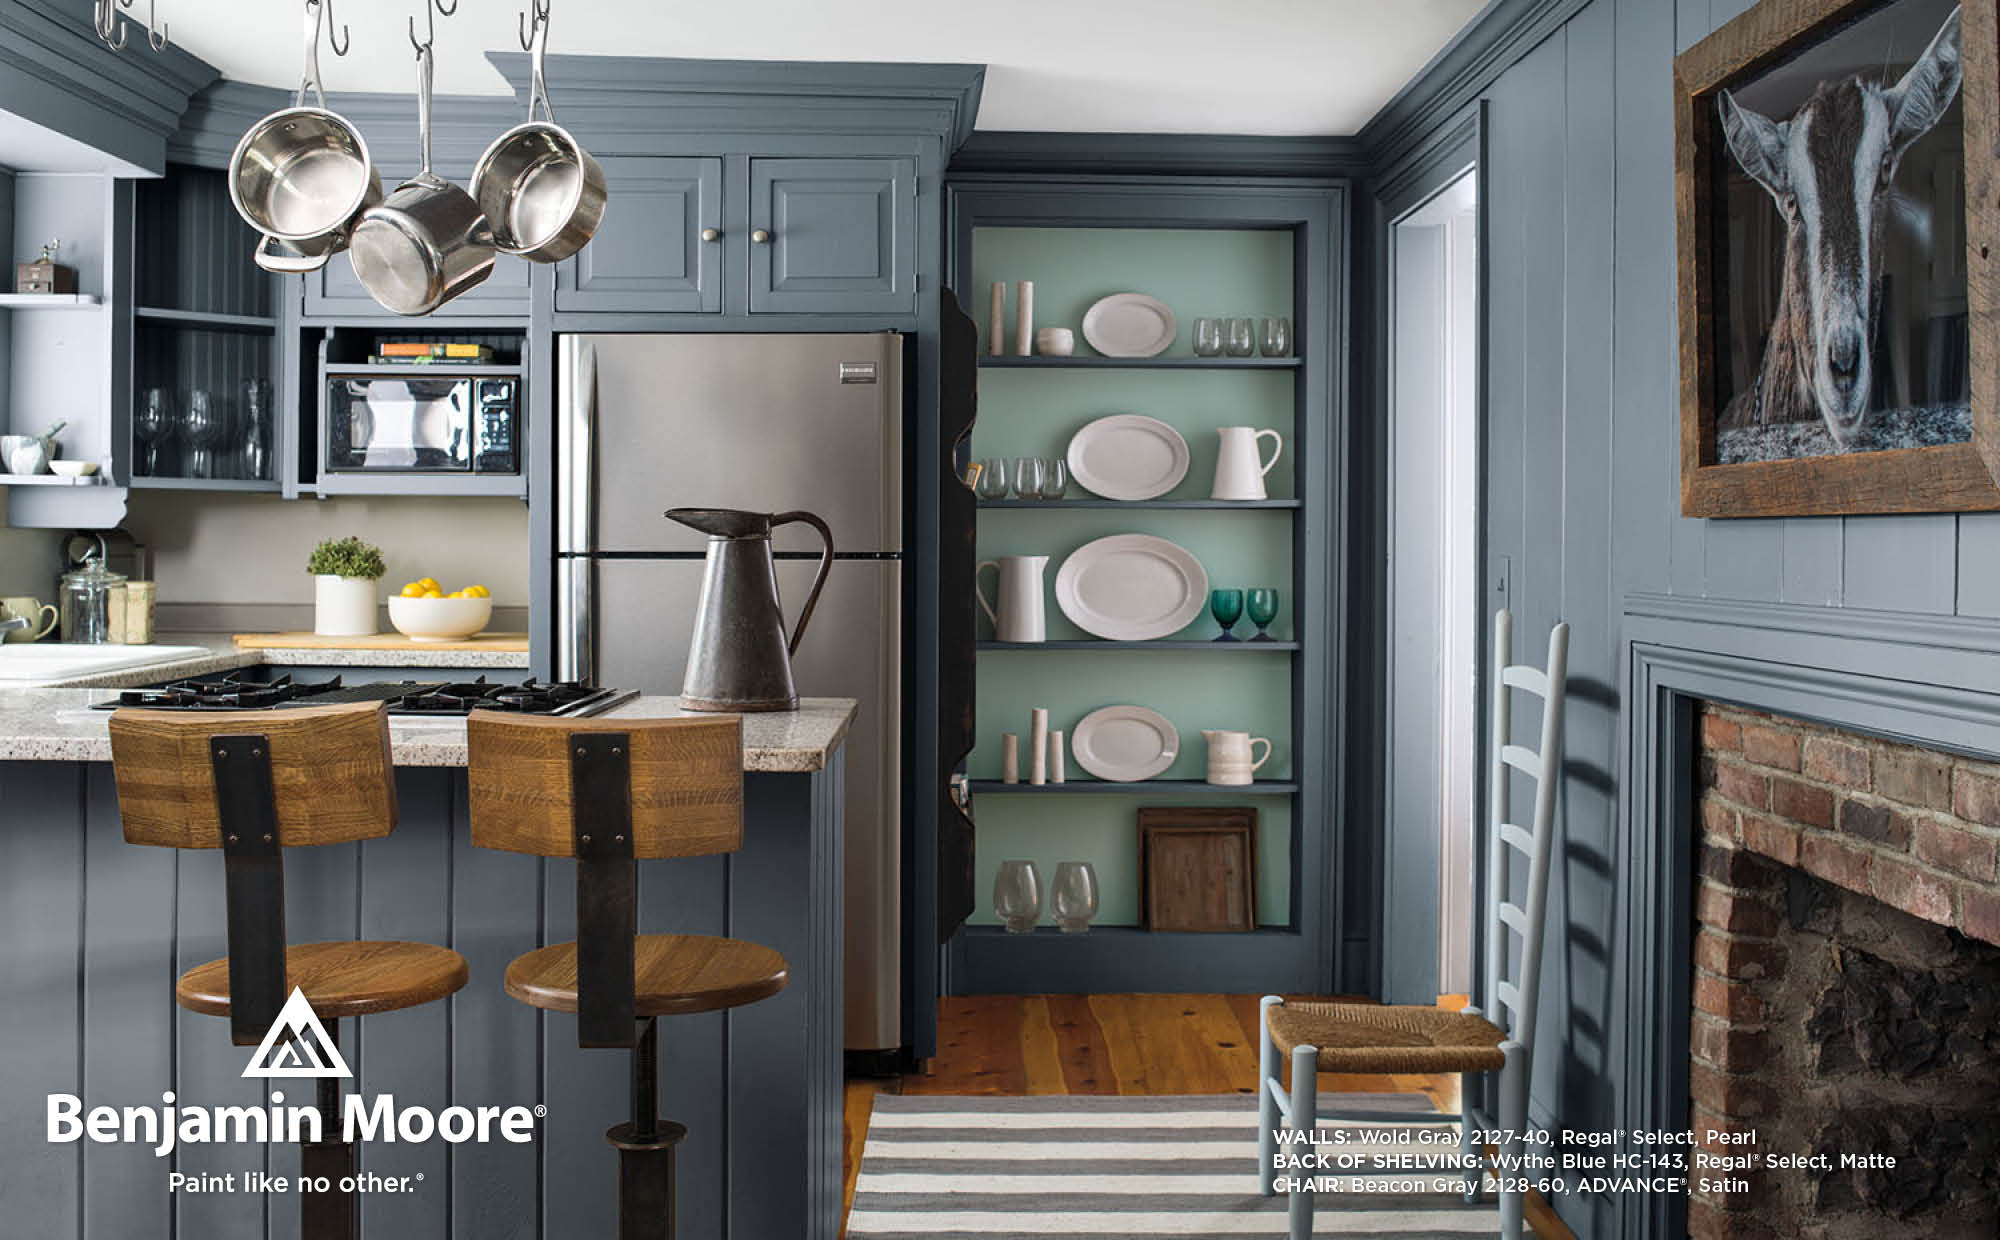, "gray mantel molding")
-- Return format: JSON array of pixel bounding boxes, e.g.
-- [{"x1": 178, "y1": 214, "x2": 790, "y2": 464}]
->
[{"x1": 951, "y1": 131, "x2": 1370, "y2": 180}]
